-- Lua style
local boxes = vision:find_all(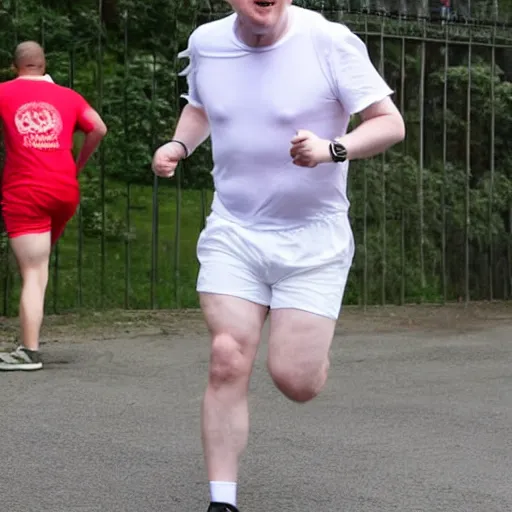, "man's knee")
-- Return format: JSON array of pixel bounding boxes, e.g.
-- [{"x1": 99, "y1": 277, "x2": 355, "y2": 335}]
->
[
  {"x1": 268, "y1": 358, "x2": 330, "y2": 403},
  {"x1": 209, "y1": 333, "x2": 253, "y2": 389}
]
